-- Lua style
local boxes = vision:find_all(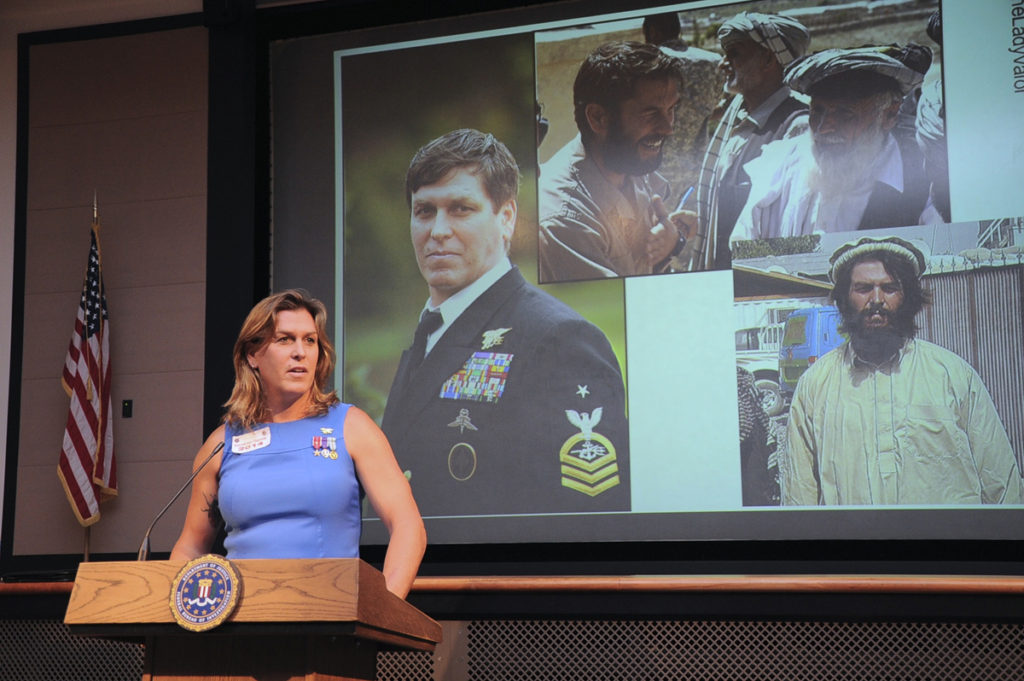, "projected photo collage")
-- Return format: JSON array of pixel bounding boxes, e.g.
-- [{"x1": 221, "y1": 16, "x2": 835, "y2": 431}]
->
[{"x1": 335, "y1": 0, "x2": 1024, "y2": 528}]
